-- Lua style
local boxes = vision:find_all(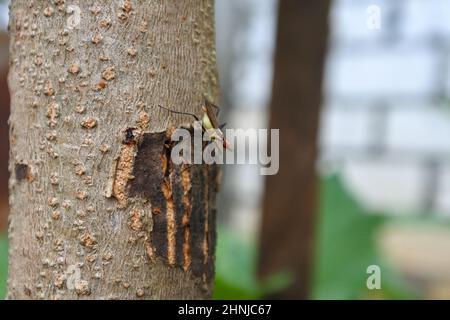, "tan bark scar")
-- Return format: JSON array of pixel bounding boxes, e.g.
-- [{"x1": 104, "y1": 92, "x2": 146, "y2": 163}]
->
[
  {"x1": 162, "y1": 180, "x2": 176, "y2": 266},
  {"x1": 181, "y1": 168, "x2": 192, "y2": 271},
  {"x1": 203, "y1": 167, "x2": 210, "y2": 265},
  {"x1": 112, "y1": 144, "x2": 135, "y2": 207},
  {"x1": 105, "y1": 112, "x2": 149, "y2": 207}
]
